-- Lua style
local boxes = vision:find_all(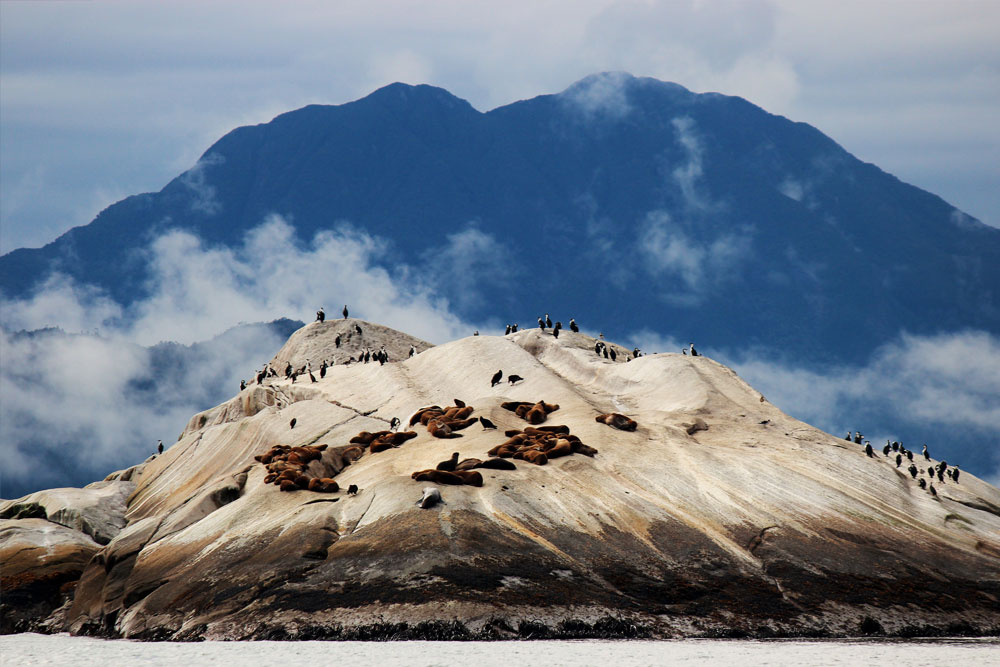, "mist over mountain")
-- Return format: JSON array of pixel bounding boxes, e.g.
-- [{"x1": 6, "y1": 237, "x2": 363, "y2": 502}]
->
[
  {"x1": 0, "y1": 319, "x2": 300, "y2": 499},
  {"x1": 3, "y1": 73, "x2": 997, "y2": 365}
]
